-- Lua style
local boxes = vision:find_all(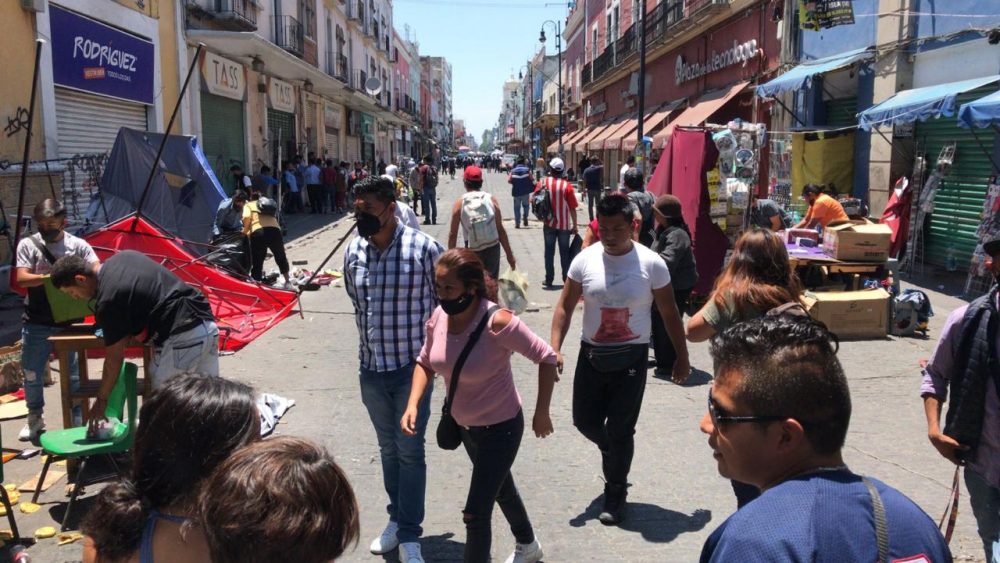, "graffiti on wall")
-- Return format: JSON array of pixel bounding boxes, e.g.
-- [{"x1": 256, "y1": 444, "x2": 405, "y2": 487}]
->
[{"x1": 3, "y1": 107, "x2": 30, "y2": 139}]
